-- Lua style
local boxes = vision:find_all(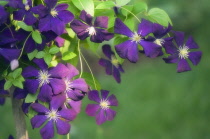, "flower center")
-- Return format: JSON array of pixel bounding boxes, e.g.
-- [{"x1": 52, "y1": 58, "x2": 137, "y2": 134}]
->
[
  {"x1": 178, "y1": 45, "x2": 190, "y2": 59},
  {"x1": 86, "y1": 26, "x2": 96, "y2": 36},
  {"x1": 100, "y1": 99, "x2": 110, "y2": 110},
  {"x1": 25, "y1": 5, "x2": 30, "y2": 11},
  {"x1": 131, "y1": 32, "x2": 142, "y2": 43},
  {"x1": 38, "y1": 70, "x2": 51, "y2": 86},
  {"x1": 64, "y1": 79, "x2": 73, "y2": 92},
  {"x1": 111, "y1": 56, "x2": 119, "y2": 67},
  {"x1": 46, "y1": 109, "x2": 60, "y2": 122},
  {"x1": 154, "y1": 39, "x2": 165, "y2": 46},
  {"x1": 50, "y1": 9, "x2": 58, "y2": 17}
]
